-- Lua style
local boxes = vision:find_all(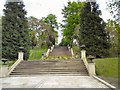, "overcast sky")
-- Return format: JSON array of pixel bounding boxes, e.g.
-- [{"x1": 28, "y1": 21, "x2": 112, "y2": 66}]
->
[{"x1": 0, "y1": 0, "x2": 113, "y2": 43}]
